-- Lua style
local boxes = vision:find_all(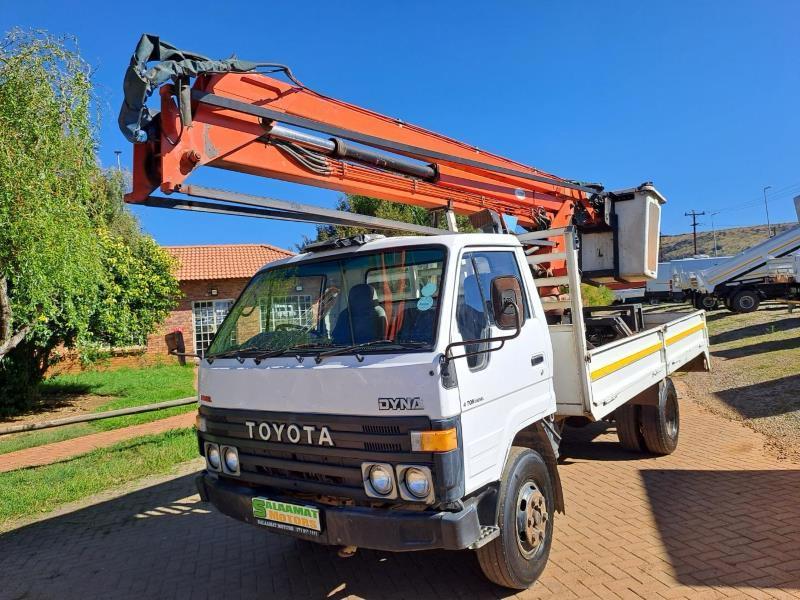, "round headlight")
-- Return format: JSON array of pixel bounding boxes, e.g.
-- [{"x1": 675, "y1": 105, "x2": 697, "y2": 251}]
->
[
  {"x1": 369, "y1": 465, "x2": 394, "y2": 495},
  {"x1": 223, "y1": 447, "x2": 239, "y2": 472},
  {"x1": 404, "y1": 468, "x2": 430, "y2": 499},
  {"x1": 206, "y1": 445, "x2": 221, "y2": 470}
]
